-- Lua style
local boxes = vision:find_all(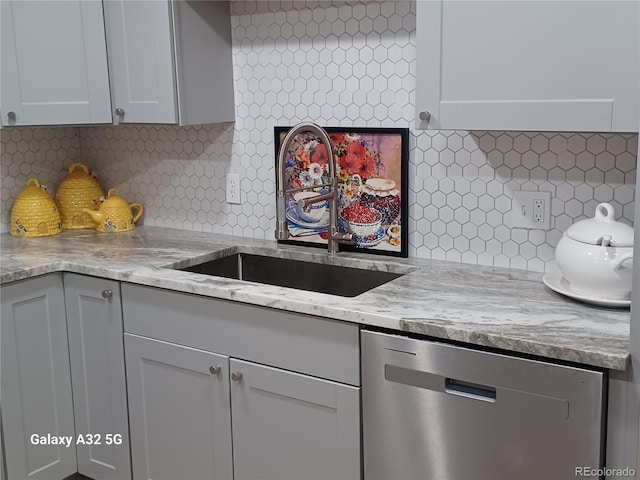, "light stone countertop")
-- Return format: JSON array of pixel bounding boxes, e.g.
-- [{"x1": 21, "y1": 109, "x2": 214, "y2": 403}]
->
[{"x1": 0, "y1": 225, "x2": 631, "y2": 370}]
